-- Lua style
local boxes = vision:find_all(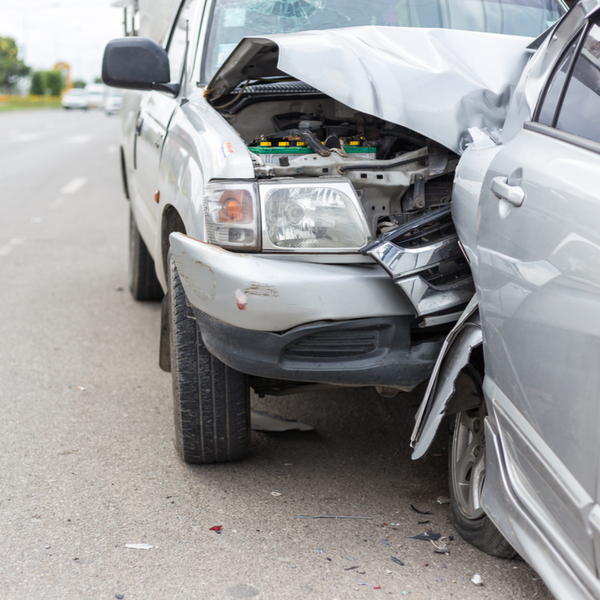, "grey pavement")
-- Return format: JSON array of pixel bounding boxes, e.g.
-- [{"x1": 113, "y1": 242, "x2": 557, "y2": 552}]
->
[{"x1": 0, "y1": 109, "x2": 553, "y2": 600}]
